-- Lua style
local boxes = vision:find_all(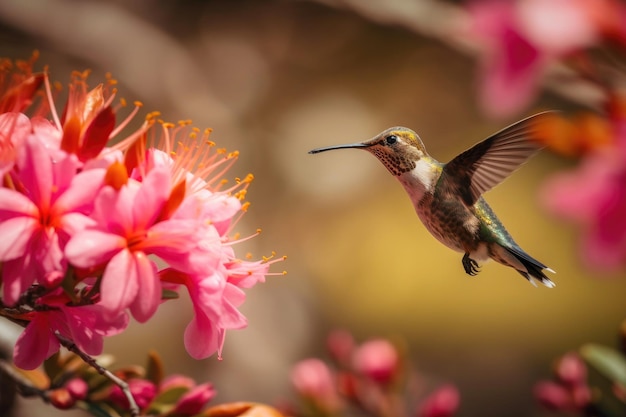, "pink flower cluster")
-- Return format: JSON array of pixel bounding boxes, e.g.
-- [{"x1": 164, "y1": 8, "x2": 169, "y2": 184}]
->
[
  {"x1": 534, "y1": 353, "x2": 591, "y2": 412},
  {"x1": 290, "y1": 331, "x2": 460, "y2": 417},
  {"x1": 468, "y1": 0, "x2": 626, "y2": 118},
  {"x1": 109, "y1": 375, "x2": 216, "y2": 415},
  {"x1": 0, "y1": 54, "x2": 283, "y2": 370}
]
